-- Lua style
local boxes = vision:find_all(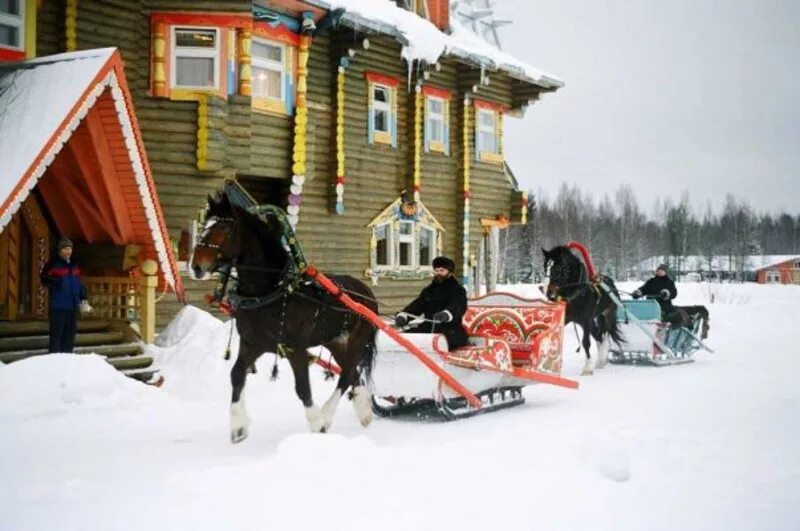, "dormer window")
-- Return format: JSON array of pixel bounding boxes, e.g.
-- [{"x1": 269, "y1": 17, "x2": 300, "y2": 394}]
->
[{"x1": 367, "y1": 195, "x2": 445, "y2": 281}]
